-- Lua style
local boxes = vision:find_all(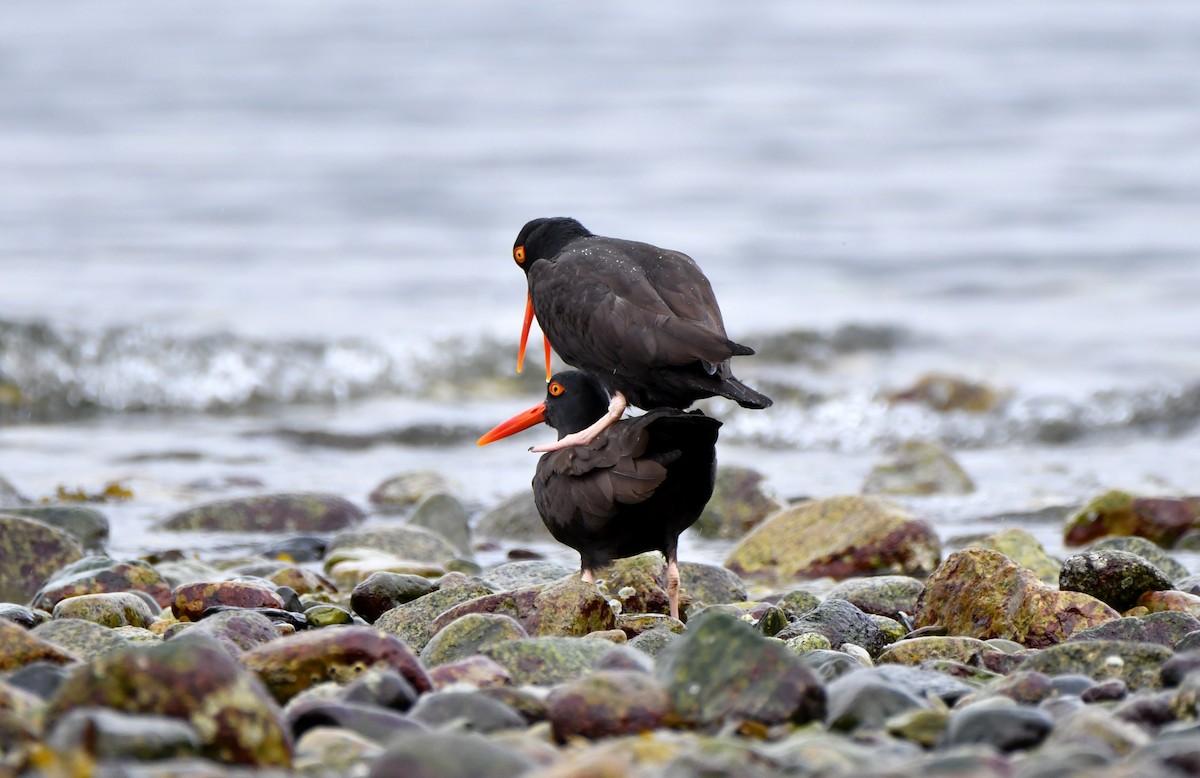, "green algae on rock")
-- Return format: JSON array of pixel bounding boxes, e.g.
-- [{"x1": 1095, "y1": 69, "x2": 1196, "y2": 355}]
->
[
  {"x1": 0, "y1": 618, "x2": 78, "y2": 671},
  {"x1": 777, "y1": 599, "x2": 887, "y2": 657},
  {"x1": 1067, "y1": 611, "x2": 1200, "y2": 649},
  {"x1": 655, "y1": 610, "x2": 826, "y2": 728},
  {"x1": 693, "y1": 465, "x2": 782, "y2": 539},
  {"x1": 725, "y1": 495, "x2": 940, "y2": 582},
  {"x1": 677, "y1": 562, "x2": 748, "y2": 607},
  {"x1": 0, "y1": 513, "x2": 84, "y2": 604},
  {"x1": 824, "y1": 575, "x2": 925, "y2": 621},
  {"x1": 479, "y1": 636, "x2": 615, "y2": 686},
  {"x1": 373, "y1": 581, "x2": 496, "y2": 652},
  {"x1": 975, "y1": 527, "x2": 1061, "y2": 584},
  {"x1": 432, "y1": 576, "x2": 616, "y2": 638},
  {"x1": 420, "y1": 613, "x2": 529, "y2": 666},
  {"x1": 44, "y1": 636, "x2": 292, "y2": 766},
  {"x1": 861, "y1": 440, "x2": 975, "y2": 496},
  {"x1": 876, "y1": 636, "x2": 1004, "y2": 668},
  {"x1": 32, "y1": 617, "x2": 133, "y2": 660},
  {"x1": 328, "y1": 524, "x2": 460, "y2": 564},
  {"x1": 32, "y1": 556, "x2": 173, "y2": 611},
  {"x1": 51, "y1": 591, "x2": 156, "y2": 629},
  {"x1": 1064, "y1": 490, "x2": 1200, "y2": 548},
  {"x1": 1018, "y1": 639, "x2": 1174, "y2": 690},
  {"x1": 1088, "y1": 536, "x2": 1190, "y2": 582},
  {"x1": 350, "y1": 571, "x2": 437, "y2": 623},
  {"x1": 1058, "y1": 549, "x2": 1175, "y2": 612},
  {"x1": 158, "y1": 492, "x2": 365, "y2": 533}
]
